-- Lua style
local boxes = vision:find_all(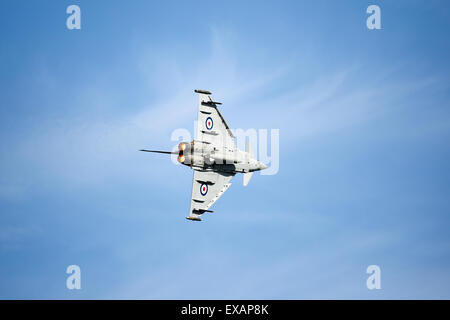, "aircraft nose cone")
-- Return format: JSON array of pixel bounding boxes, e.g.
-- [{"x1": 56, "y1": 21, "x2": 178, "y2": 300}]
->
[{"x1": 259, "y1": 162, "x2": 268, "y2": 170}]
